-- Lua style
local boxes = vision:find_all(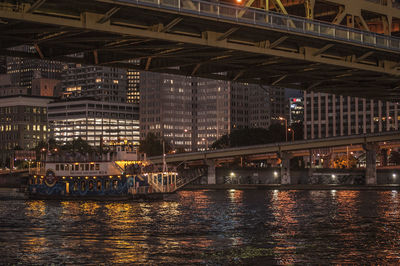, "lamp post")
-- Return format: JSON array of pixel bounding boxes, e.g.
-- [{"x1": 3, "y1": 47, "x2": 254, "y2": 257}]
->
[
  {"x1": 279, "y1": 117, "x2": 288, "y2": 142},
  {"x1": 288, "y1": 128, "x2": 294, "y2": 141},
  {"x1": 288, "y1": 128, "x2": 295, "y2": 141}
]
